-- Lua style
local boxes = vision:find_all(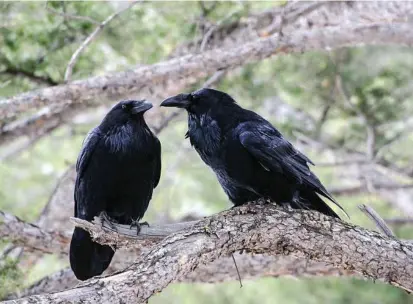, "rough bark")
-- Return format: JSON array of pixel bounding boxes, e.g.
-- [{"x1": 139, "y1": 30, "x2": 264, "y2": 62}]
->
[
  {"x1": 0, "y1": 211, "x2": 71, "y2": 255},
  {"x1": 6, "y1": 203, "x2": 413, "y2": 304},
  {"x1": 13, "y1": 255, "x2": 356, "y2": 299},
  {"x1": 0, "y1": 210, "x2": 196, "y2": 255},
  {"x1": 0, "y1": 208, "x2": 356, "y2": 299},
  {"x1": 2, "y1": 22, "x2": 413, "y2": 144},
  {"x1": 172, "y1": 1, "x2": 413, "y2": 56}
]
